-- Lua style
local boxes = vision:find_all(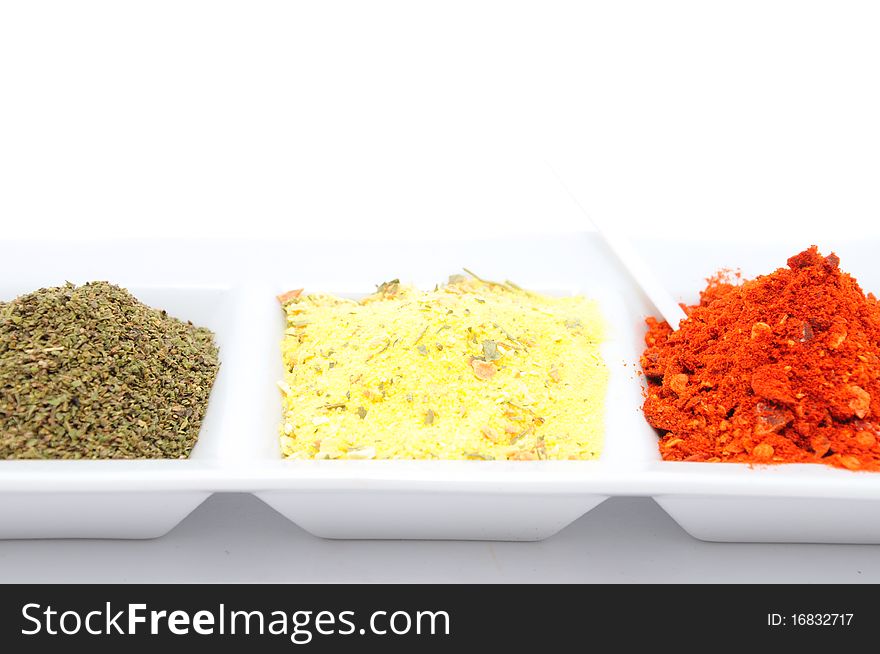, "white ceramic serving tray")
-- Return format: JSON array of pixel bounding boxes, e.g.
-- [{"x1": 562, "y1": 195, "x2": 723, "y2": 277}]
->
[{"x1": 1, "y1": 235, "x2": 879, "y2": 543}]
